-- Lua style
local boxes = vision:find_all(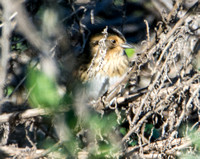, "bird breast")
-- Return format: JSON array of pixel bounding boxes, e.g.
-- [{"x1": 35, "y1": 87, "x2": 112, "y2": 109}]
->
[{"x1": 85, "y1": 52, "x2": 129, "y2": 99}]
